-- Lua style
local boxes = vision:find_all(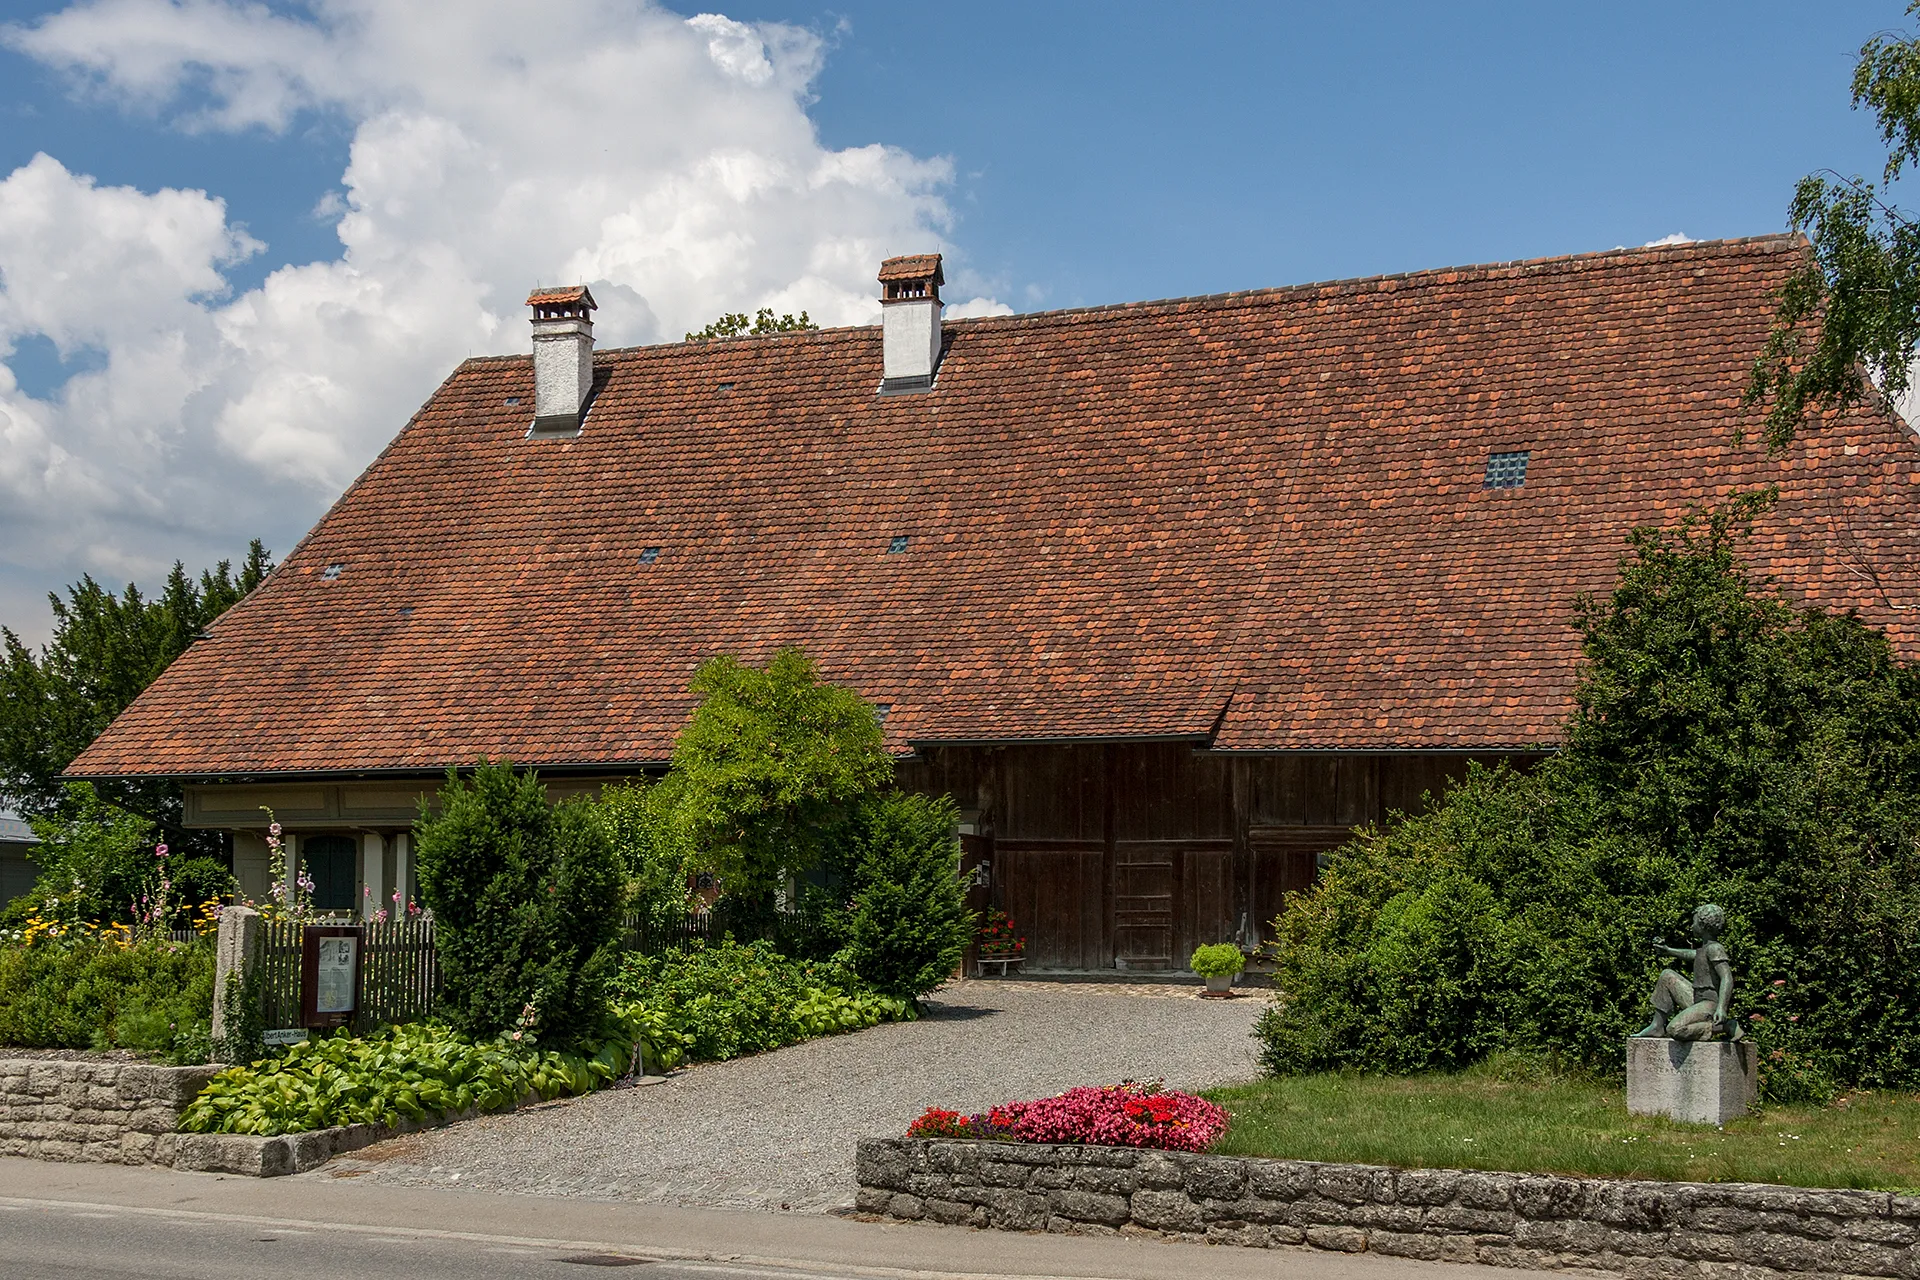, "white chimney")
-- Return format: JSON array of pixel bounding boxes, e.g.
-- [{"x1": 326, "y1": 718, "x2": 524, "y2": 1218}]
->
[
  {"x1": 527, "y1": 285, "x2": 597, "y2": 435},
  {"x1": 878, "y1": 254, "x2": 944, "y2": 393}
]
